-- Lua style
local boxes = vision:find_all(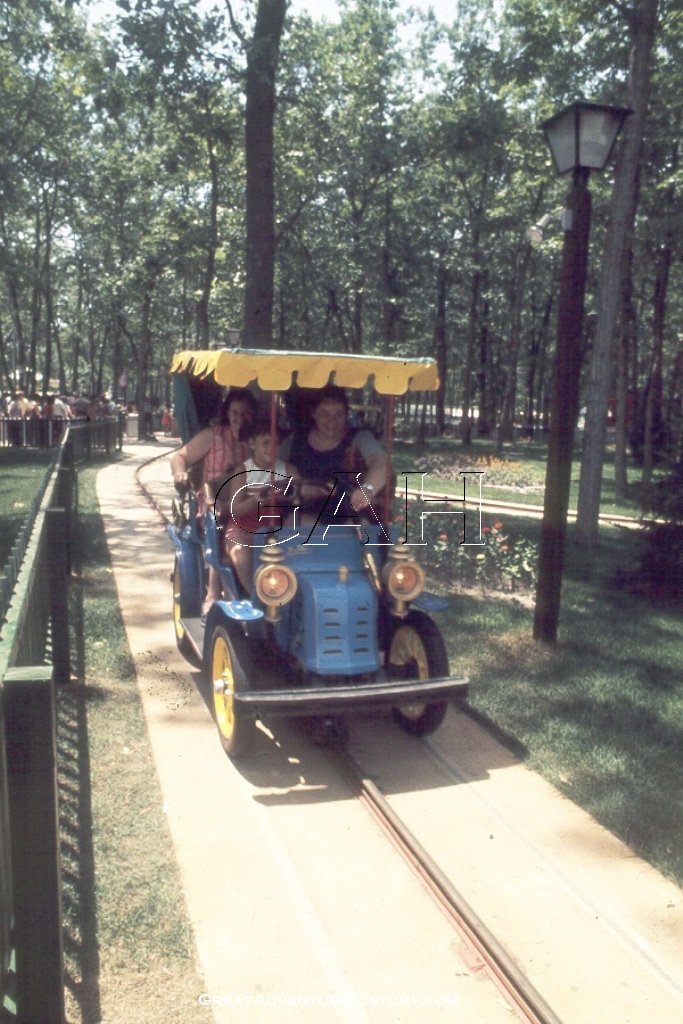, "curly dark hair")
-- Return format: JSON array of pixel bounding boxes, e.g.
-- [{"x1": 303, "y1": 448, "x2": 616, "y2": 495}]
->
[
  {"x1": 217, "y1": 387, "x2": 258, "y2": 423},
  {"x1": 240, "y1": 416, "x2": 282, "y2": 443},
  {"x1": 310, "y1": 385, "x2": 348, "y2": 411}
]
